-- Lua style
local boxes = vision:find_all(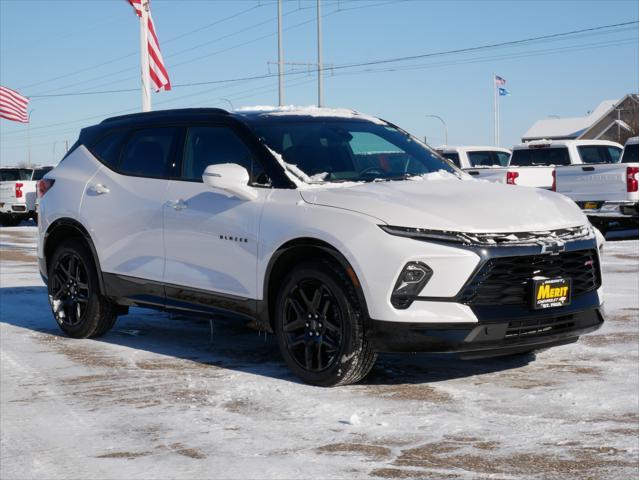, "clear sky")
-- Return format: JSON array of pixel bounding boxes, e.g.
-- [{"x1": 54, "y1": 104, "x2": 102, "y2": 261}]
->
[{"x1": 1, "y1": 0, "x2": 637, "y2": 166}]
